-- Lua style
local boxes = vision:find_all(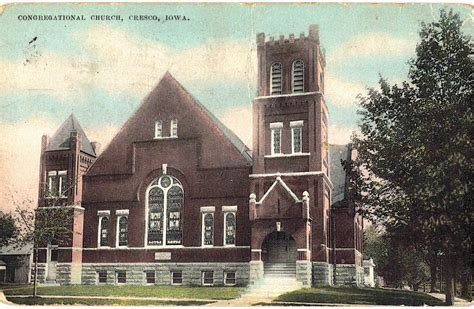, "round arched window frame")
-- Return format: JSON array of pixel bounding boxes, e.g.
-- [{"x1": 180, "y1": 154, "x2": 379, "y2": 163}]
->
[
  {"x1": 292, "y1": 60, "x2": 304, "y2": 93},
  {"x1": 145, "y1": 175, "x2": 184, "y2": 246}
]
